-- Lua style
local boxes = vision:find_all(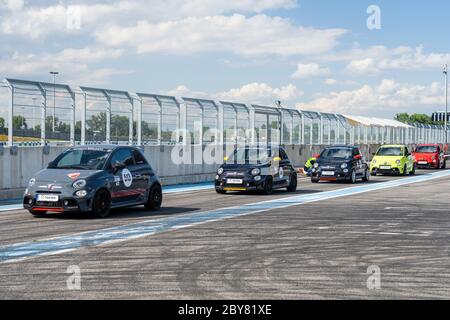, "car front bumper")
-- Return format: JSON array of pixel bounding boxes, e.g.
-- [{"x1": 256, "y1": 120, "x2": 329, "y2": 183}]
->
[
  {"x1": 370, "y1": 165, "x2": 401, "y2": 175},
  {"x1": 215, "y1": 175, "x2": 267, "y2": 192},
  {"x1": 415, "y1": 161, "x2": 438, "y2": 168},
  {"x1": 311, "y1": 169, "x2": 351, "y2": 181},
  {"x1": 23, "y1": 191, "x2": 94, "y2": 213}
]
